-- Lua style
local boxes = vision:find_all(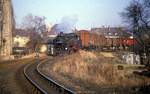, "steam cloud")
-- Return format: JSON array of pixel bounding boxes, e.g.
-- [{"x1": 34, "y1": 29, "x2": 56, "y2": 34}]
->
[{"x1": 53, "y1": 16, "x2": 78, "y2": 33}]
